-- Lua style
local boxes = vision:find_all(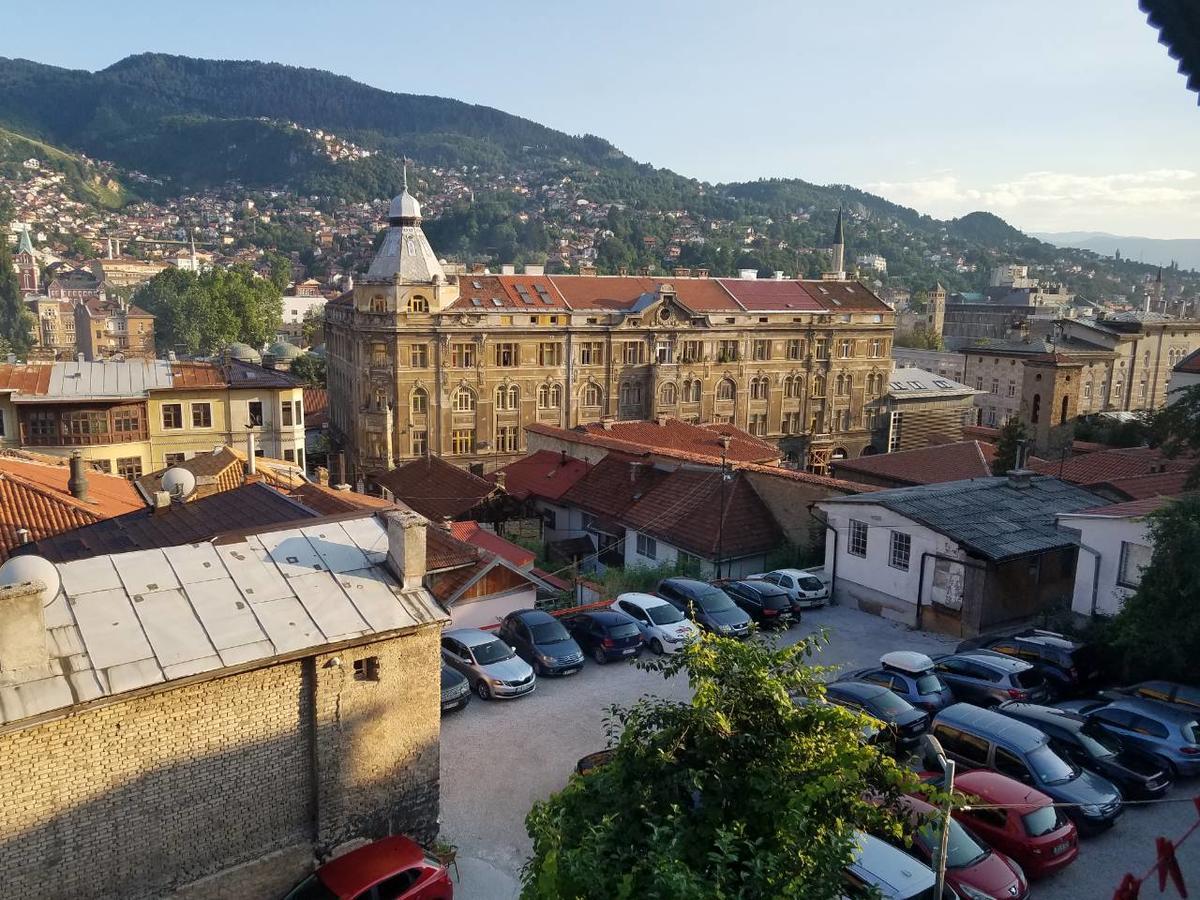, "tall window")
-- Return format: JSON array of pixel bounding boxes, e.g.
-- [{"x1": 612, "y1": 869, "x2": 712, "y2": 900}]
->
[
  {"x1": 411, "y1": 388, "x2": 428, "y2": 414},
  {"x1": 716, "y1": 378, "x2": 736, "y2": 401},
  {"x1": 752, "y1": 339, "x2": 771, "y2": 361},
  {"x1": 812, "y1": 374, "x2": 826, "y2": 398},
  {"x1": 620, "y1": 381, "x2": 643, "y2": 407},
  {"x1": 786, "y1": 339, "x2": 802, "y2": 360},
  {"x1": 718, "y1": 340, "x2": 739, "y2": 362},
  {"x1": 494, "y1": 343, "x2": 518, "y2": 367},
  {"x1": 496, "y1": 384, "x2": 519, "y2": 411},
  {"x1": 281, "y1": 403, "x2": 294, "y2": 427},
  {"x1": 411, "y1": 429, "x2": 427, "y2": 456},
  {"x1": 583, "y1": 383, "x2": 603, "y2": 408},
  {"x1": 410, "y1": 344, "x2": 428, "y2": 368},
  {"x1": 496, "y1": 426, "x2": 519, "y2": 453},
  {"x1": 622, "y1": 342, "x2": 645, "y2": 365},
  {"x1": 661, "y1": 383, "x2": 677, "y2": 404},
  {"x1": 838, "y1": 339, "x2": 852, "y2": 359},
  {"x1": 680, "y1": 340, "x2": 703, "y2": 362},
  {"x1": 538, "y1": 383, "x2": 562, "y2": 409},
  {"x1": 815, "y1": 339, "x2": 829, "y2": 360},
  {"x1": 1030, "y1": 393, "x2": 1041, "y2": 424},
  {"x1": 408, "y1": 294, "x2": 429, "y2": 313},
  {"x1": 248, "y1": 401, "x2": 263, "y2": 427},
  {"x1": 682, "y1": 379, "x2": 701, "y2": 403},
  {"x1": 868, "y1": 339, "x2": 883, "y2": 358},
  {"x1": 748, "y1": 413, "x2": 767, "y2": 436},
  {"x1": 782, "y1": 412, "x2": 802, "y2": 434},
  {"x1": 1118, "y1": 541, "x2": 1152, "y2": 588},
  {"x1": 450, "y1": 429, "x2": 476, "y2": 455},
  {"x1": 539, "y1": 342, "x2": 563, "y2": 366},
  {"x1": 991, "y1": 379, "x2": 999, "y2": 395},
  {"x1": 161, "y1": 403, "x2": 183, "y2": 430},
  {"x1": 370, "y1": 342, "x2": 388, "y2": 366},
  {"x1": 370, "y1": 295, "x2": 387, "y2": 313},
  {"x1": 848, "y1": 520, "x2": 868, "y2": 557},
  {"x1": 191, "y1": 403, "x2": 212, "y2": 428},
  {"x1": 452, "y1": 386, "x2": 476, "y2": 412},
  {"x1": 450, "y1": 343, "x2": 475, "y2": 368},
  {"x1": 636, "y1": 533, "x2": 657, "y2": 560},
  {"x1": 1083, "y1": 380, "x2": 1093, "y2": 400},
  {"x1": 889, "y1": 531, "x2": 911, "y2": 570},
  {"x1": 579, "y1": 342, "x2": 603, "y2": 366},
  {"x1": 1007, "y1": 381, "x2": 1016, "y2": 398}
]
